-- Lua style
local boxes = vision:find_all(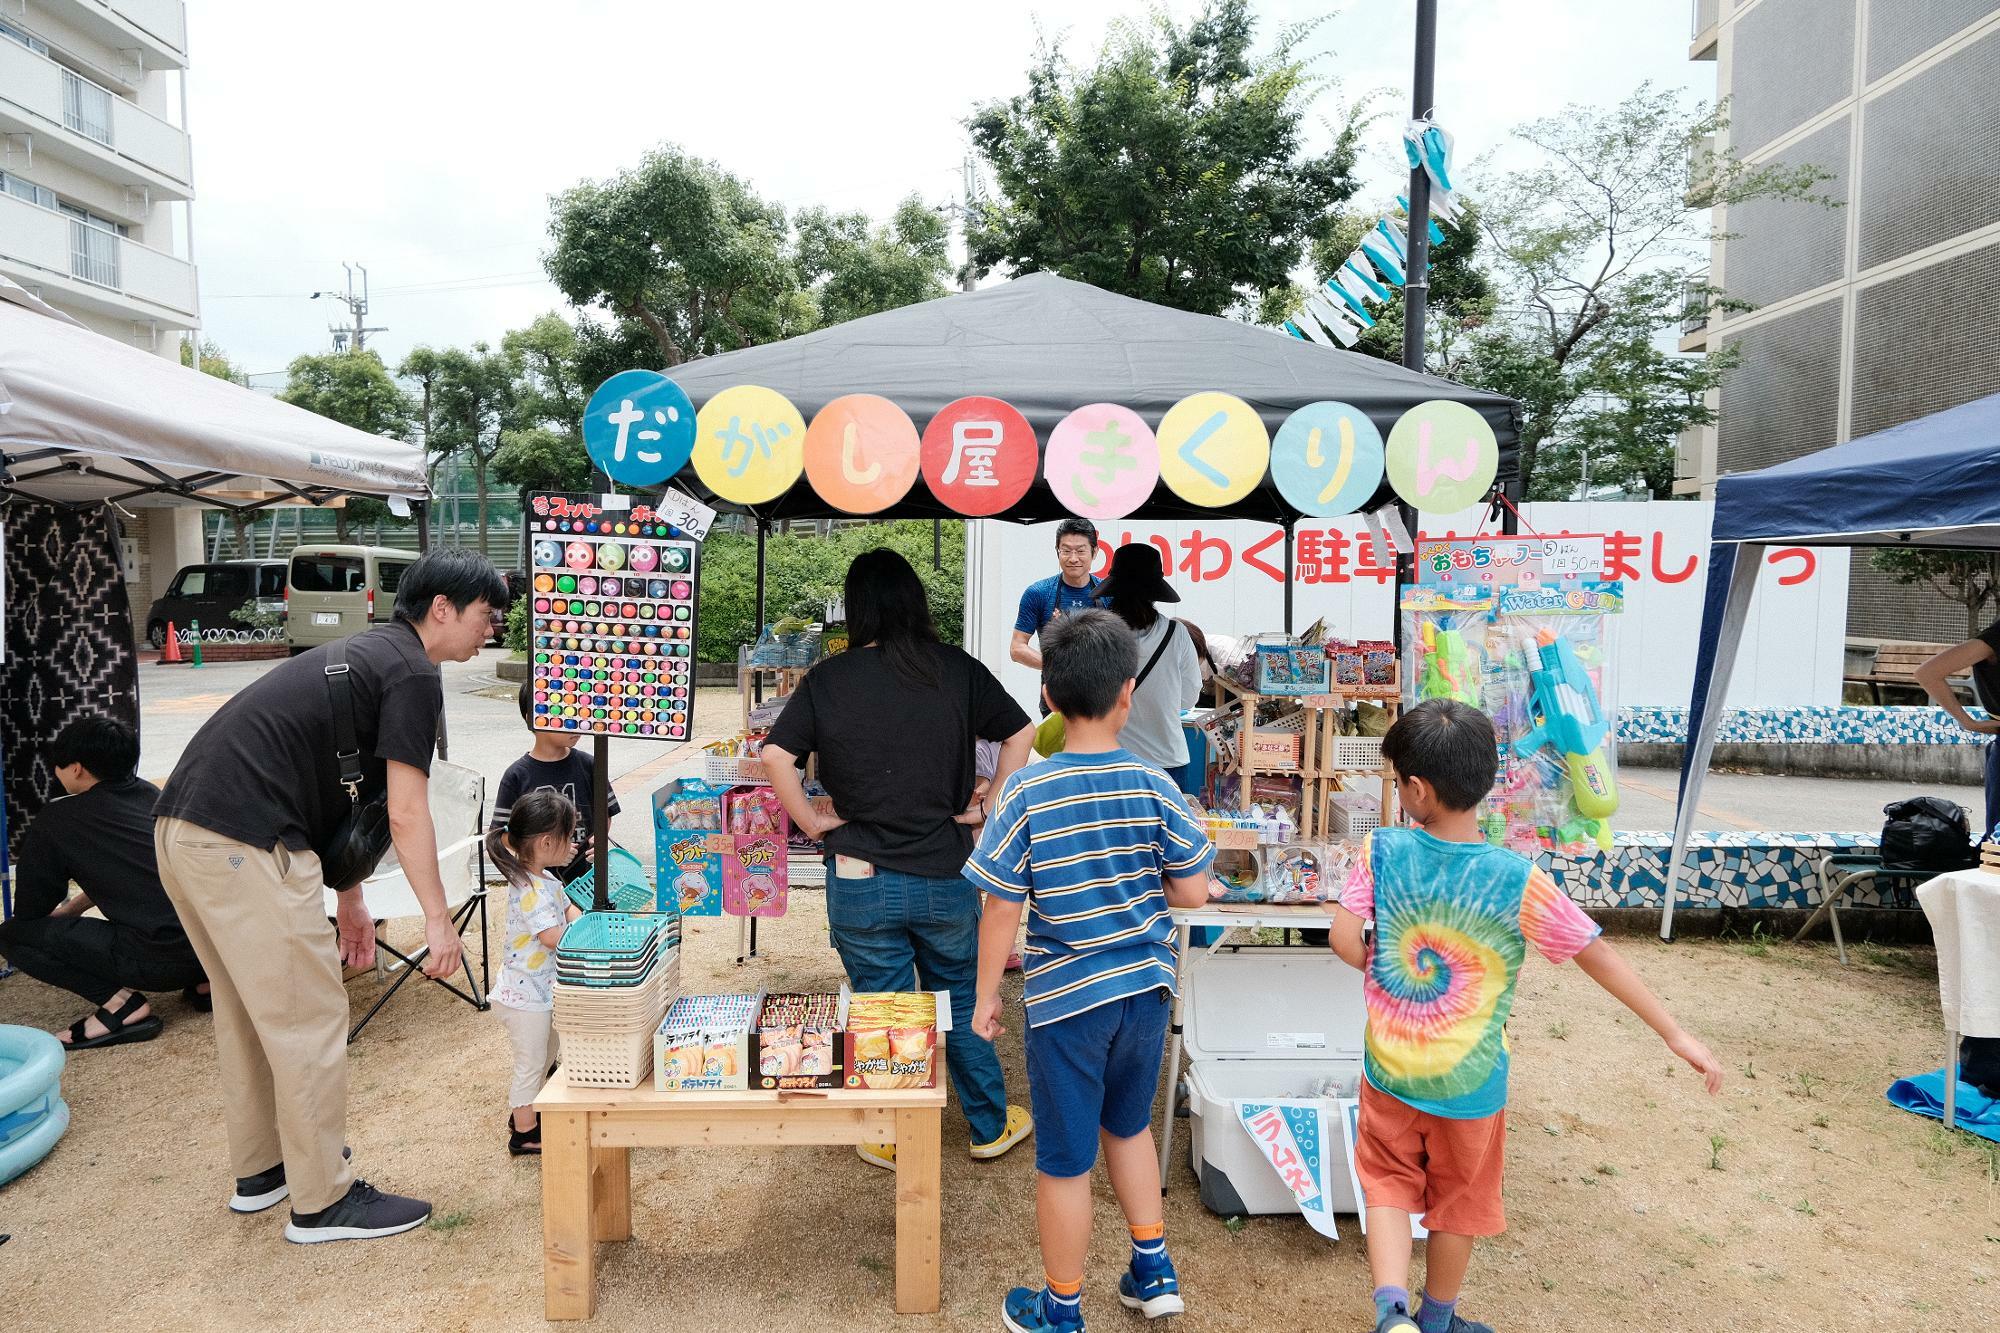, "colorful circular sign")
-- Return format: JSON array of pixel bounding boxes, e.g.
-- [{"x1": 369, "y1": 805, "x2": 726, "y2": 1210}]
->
[
  {"x1": 1271, "y1": 401, "x2": 1386, "y2": 517},
  {"x1": 1385, "y1": 400, "x2": 1500, "y2": 512},
  {"x1": 1156, "y1": 392, "x2": 1269, "y2": 508},
  {"x1": 920, "y1": 396, "x2": 1037, "y2": 517},
  {"x1": 582, "y1": 370, "x2": 696, "y2": 487},
  {"x1": 692, "y1": 385, "x2": 807, "y2": 505},
  {"x1": 1044, "y1": 403, "x2": 1159, "y2": 522},
  {"x1": 802, "y1": 394, "x2": 921, "y2": 514}
]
